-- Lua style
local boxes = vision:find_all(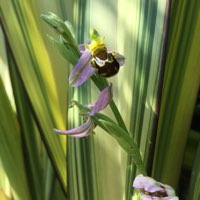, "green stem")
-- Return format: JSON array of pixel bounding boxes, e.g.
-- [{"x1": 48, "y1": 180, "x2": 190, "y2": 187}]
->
[
  {"x1": 109, "y1": 100, "x2": 128, "y2": 133},
  {"x1": 74, "y1": 50, "x2": 146, "y2": 174},
  {"x1": 42, "y1": 14, "x2": 146, "y2": 173},
  {"x1": 91, "y1": 75, "x2": 128, "y2": 133},
  {"x1": 93, "y1": 116, "x2": 146, "y2": 174}
]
